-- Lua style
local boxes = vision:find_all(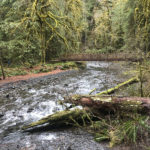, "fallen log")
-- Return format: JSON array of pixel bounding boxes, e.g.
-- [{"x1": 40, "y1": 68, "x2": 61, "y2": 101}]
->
[
  {"x1": 97, "y1": 77, "x2": 139, "y2": 96},
  {"x1": 22, "y1": 109, "x2": 90, "y2": 130},
  {"x1": 22, "y1": 95, "x2": 150, "y2": 132},
  {"x1": 64, "y1": 95, "x2": 150, "y2": 113}
]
